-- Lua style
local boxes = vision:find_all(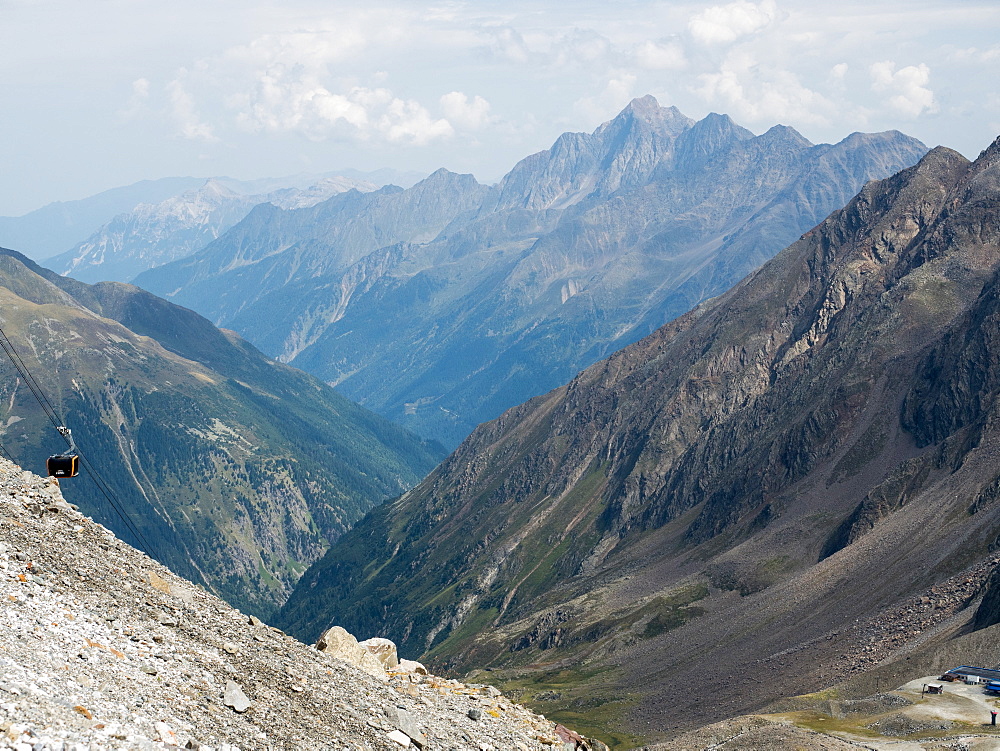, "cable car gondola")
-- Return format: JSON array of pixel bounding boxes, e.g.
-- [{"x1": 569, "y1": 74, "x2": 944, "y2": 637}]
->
[
  {"x1": 46, "y1": 453, "x2": 78, "y2": 478},
  {"x1": 47, "y1": 426, "x2": 79, "y2": 478}
]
